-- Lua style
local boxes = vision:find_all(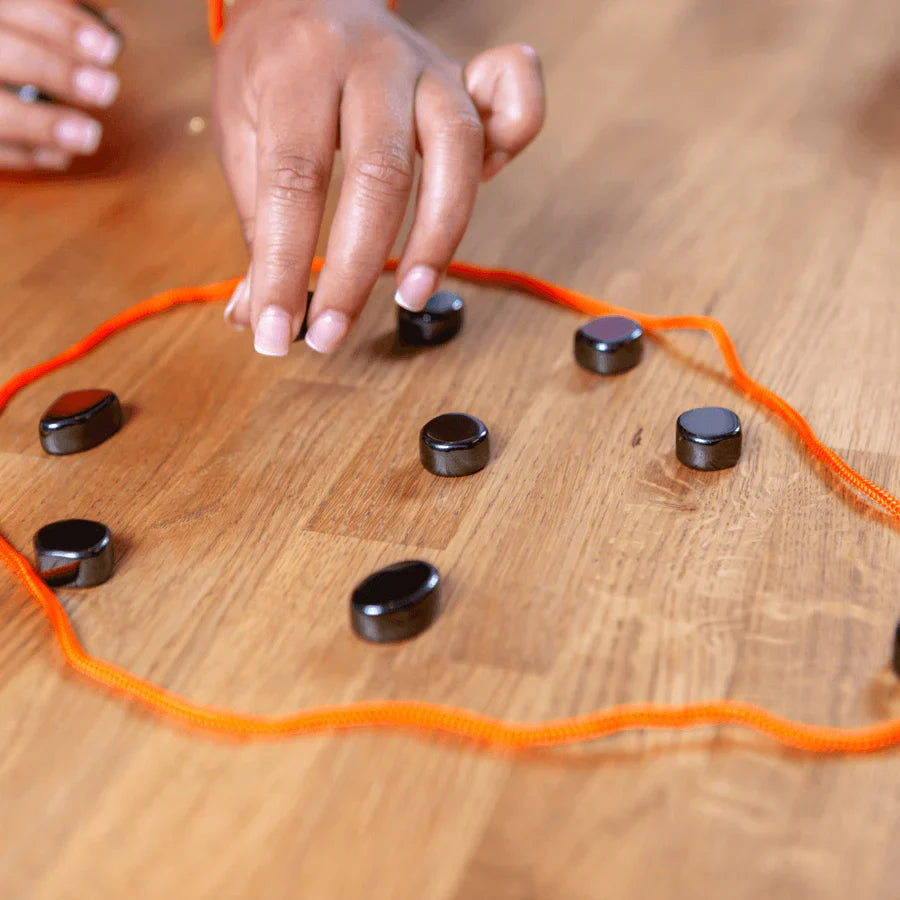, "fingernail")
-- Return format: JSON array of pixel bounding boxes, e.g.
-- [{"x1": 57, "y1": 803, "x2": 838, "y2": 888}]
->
[
  {"x1": 54, "y1": 117, "x2": 102, "y2": 154},
  {"x1": 394, "y1": 265, "x2": 438, "y2": 312},
  {"x1": 76, "y1": 26, "x2": 120, "y2": 65},
  {"x1": 305, "y1": 310, "x2": 350, "y2": 354},
  {"x1": 73, "y1": 66, "x2": 120, "y2": 107},
  {"x1": 254, "y1": 306, "x2": 292, "y2": 356},
  {"x1": 482, "y1": 150, "x2": 511, "y2": 181},
  {"x1": 224, "y1": 278, "x2": 248, "y2": 330},
  {"x1": 33, "y1": 148, "x2": 71, "y2": 171}
]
